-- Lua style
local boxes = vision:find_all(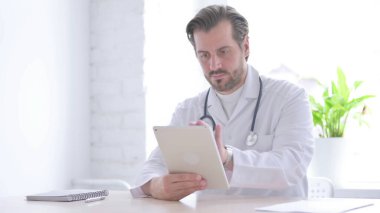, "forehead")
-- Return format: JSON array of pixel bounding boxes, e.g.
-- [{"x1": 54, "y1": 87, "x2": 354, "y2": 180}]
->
[{"x1": 193, "y1": 20, "x2": 237, "y2": 52}]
